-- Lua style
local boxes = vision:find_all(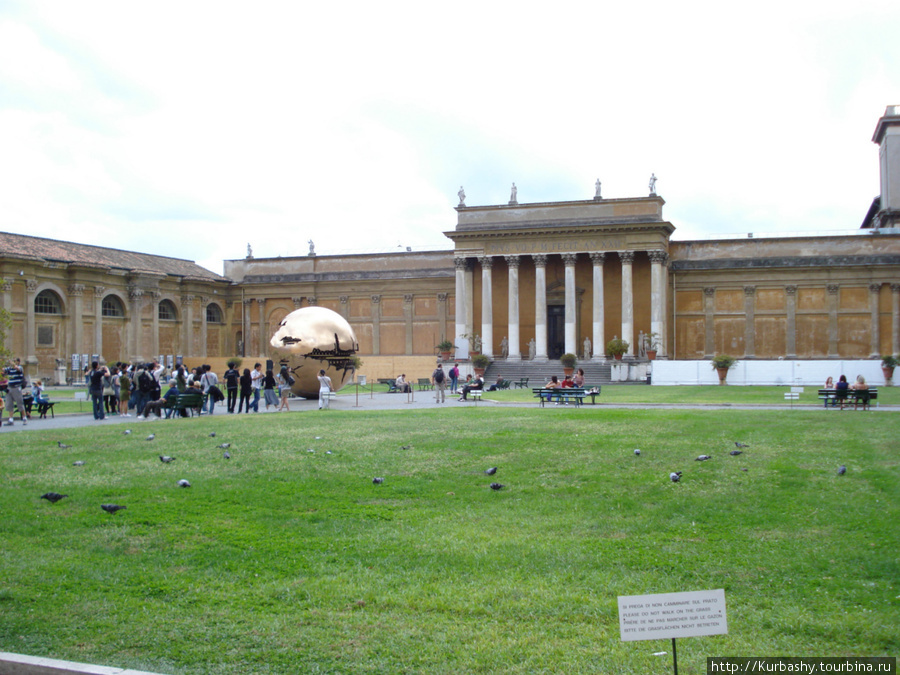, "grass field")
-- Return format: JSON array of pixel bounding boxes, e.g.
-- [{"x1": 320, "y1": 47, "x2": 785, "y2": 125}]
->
[{"x1": 0, "y1": 406, "x2": 898, "y2": 674}]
